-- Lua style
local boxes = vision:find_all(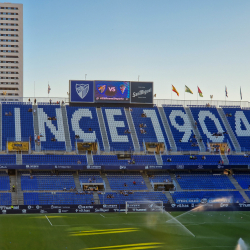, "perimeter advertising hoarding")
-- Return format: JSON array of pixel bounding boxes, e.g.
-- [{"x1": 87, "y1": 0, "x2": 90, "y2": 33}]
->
[
  {"x1": 70, "y1": 80, "x2": 94, "y2": 103},
  {"x1": 94, "y1": 81, "x2": 130, "y2": 103},
  {"x1": 130, "y1": 82, "x2": 153, "y2": 103}
]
